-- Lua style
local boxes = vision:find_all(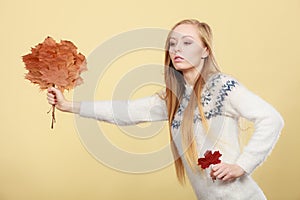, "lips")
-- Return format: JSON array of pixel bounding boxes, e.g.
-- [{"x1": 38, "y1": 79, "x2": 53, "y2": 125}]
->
[{"x1": 174, "y1": 55, "x2": 184, "y2": 62}]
